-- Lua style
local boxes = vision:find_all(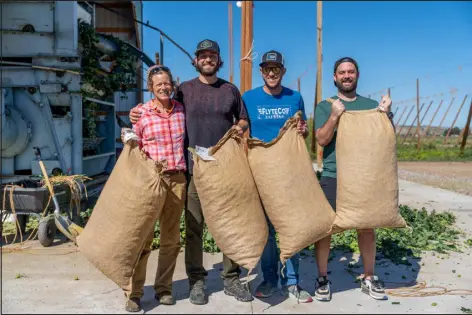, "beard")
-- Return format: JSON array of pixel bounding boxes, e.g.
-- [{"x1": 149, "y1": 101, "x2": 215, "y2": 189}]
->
[
  {"x1": 263, "y1": 76, "x2": 282, "y2": 90},
  {"x1": 336, "y1": 78, "x2": 358, "y2": 93},
  {"x1": 196, "y1": 62, "x2": 220, "y2": 76}
]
